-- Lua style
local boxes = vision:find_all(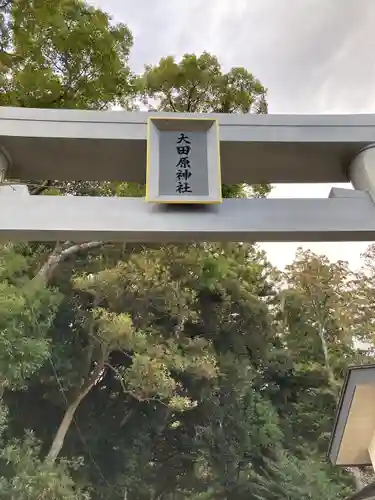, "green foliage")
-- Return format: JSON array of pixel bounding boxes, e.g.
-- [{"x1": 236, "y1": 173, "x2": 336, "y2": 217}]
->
[
  {"x1": 0, "y1": 437, "x2": 89, "y2": 499},
  {"x1": 268, "y1": 248, "x2": 363, "y2": 453},
  {"x1": 0, "y1": 409, "x2": 89, "y2": 499},
  {"x1": 349, "y1": 243, "x2": 375, "y2": 347},
  {"x1": 139, "y1": 52, "x2": 267, "y2": 114},
  {"x1": 252, "y1": 451, "x2": 352, "y2": 500},
  {"x1": 0, "y1": 233, "x2": 362, "y2": 500},
  {"x1": 0, "y1": 0, "x2": 134, "y2": 110},
  {"x1": 0, "y1": 245, "x2": 61, "y2": 390},
  {"x1": 194, "y1": 371, "x2": 283, "y2": 496}
]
